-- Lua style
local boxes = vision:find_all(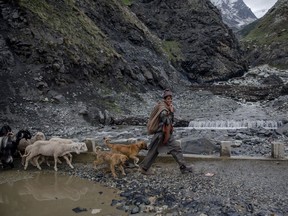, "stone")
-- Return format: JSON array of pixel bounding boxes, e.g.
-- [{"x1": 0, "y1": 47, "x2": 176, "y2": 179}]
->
[
  {"x1": 85, "y1": 138, "x2": 97, "y2": 152},
  {"x1": 220, "y1": 141, "x2": 232, "y2": 157},
  {"x1": 271, "y1": 142, "x2": 284, "y2": 159},
  {"x1": 180, "y1": 137, "x2": 219, "y2": 154}
]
